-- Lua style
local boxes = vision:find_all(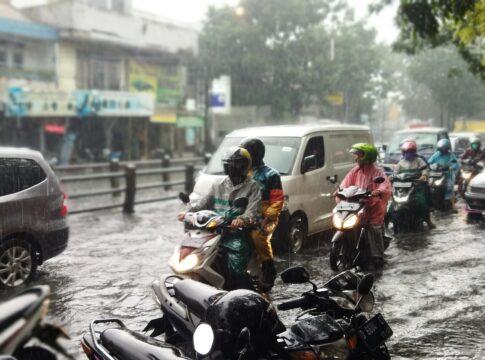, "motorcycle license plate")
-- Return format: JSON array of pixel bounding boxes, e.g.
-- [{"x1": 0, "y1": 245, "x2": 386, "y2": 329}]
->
[
  {"x1": 393, "y1": 182, "x2": 412, "y2": 188},
  {"x1": 429, "y1": 171, "x2": 442, "y2": 177},
  {"x1": 356, "y1": 313, "x2": 393, "y2": 351},
  {"x1": 336, "y1": 202, "x2": 360, "y2": 211}
]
